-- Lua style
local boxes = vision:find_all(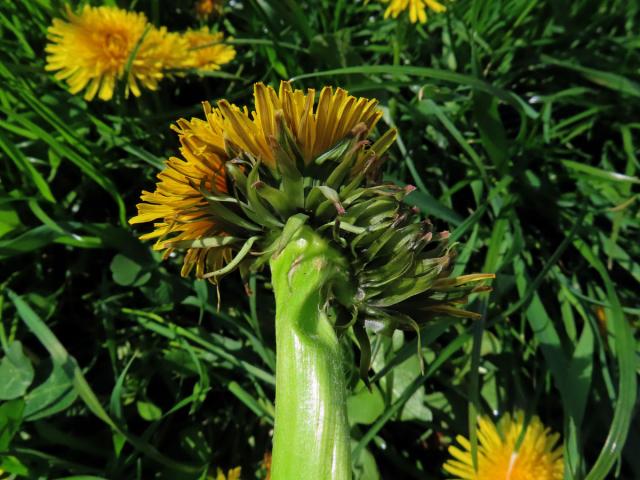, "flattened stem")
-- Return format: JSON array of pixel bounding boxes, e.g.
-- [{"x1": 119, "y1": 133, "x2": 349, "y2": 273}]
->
[{"x1": 270, "y1": 226, "x2": 352, "y2": 480}]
